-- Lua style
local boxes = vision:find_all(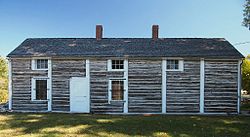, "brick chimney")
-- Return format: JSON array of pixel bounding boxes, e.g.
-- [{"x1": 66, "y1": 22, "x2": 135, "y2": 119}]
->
[
  {"x1": 96, "y1": 25, "x2": 103, "y2": 40},
  {"x1": 152, "y1": 25, "x2": 159, "y2": 40}
]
